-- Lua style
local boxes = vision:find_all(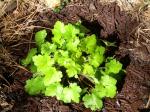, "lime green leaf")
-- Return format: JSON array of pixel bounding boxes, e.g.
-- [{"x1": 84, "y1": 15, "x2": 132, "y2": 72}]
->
[
  {"x1": 66, "y1": 67, "x2": 78, "y2": 78},
  {"x1": 65, "y1": 61, "x2": 81, "y2": 77},
  {"x1": 100, "y1": 75, "x2": 117, "y2": 98},
  {"x1": 53, "y1": 21, "x2": 65, "y2": 33},
  {"x1": 54, "y1": 50, "x2": 61, "y2": 62},
  {"x1": 57, "y1": 57, "x2": 71, "y2": 66},
  {"x1": 83, "y1": 63, "x2": 95, "y2": 77},
  {"x1": 81, "y1": 34, "x2": 97, "y2": 54},
  {"x1": 101, "y1": 75, "x2": 117, "y2": 86},
  {"x1": 54, "y1": 50, "x2": 74, "y2": 66},
  {"x1": 62, "y1": 83, "x2": 81, "y2": 103},
  {"x1": 64, "y1": 23, "x2": 80, "y2": 39},
  {"x1": 25, "y1": 76, "x2": 45, "y2": 95},
  {"x1": 52, "y1": 21, "x2": 65, "y2": 46},
  {"x1": 33, "y1": 54, "x2": 54, "y2": 73},
  {"x1": 83, "y1": 94, "x2": 103, "y2": 111},
  {"x1": 66, "y1": 63, "x2": 81, "y2": 78},
  {"x1": 88, "y1": 54, "x2": 104, "y2": 68},
  {"x1": 92, "y1": 83, "x2": 106, "y2": 98},
  {"x1": 105, "y1": 85, "x2": 117, "y2": 98},
  {"x1": 52, "y1": 36, "x2": 65, "y2": 47},
  {"x1": 45, "y1": 83, "x2": 63, "y2": 97},
  {"x1": 88, "y1": 46, "x2": 105, "y2": 67},
  {"x1": 69, "y1": 83, "x2": 82, "y2": 102},
  {"x1": 29, "y1": 62, "x2": 37, "y2": 73},
  {"x1": 66, "y1": 38, "x2": 80, "y2": 52},
  {"x1": 59, "y1": 50, "x2": 69, "y2": 58},
  {"x1": 21, "y1": 48, "x2": 37, "y2": 67},
  {"x1": 43, "y1": 67, "x2": 62, "y2": 86},
  {"x1": 71, "y1": 50, "x2": 82, "y2": 60},
  {"x1": 95, "y1": 46, "x2": 105, "y2": 55},
  {"x1": 35, "y1": 30, "x2": 47, "y2": 47},
  {"x1": 105, "y1": 58, "x2": 122, "y2": 74},
  {"x1": 41, "y1": 42, "x2": 57, "y2": 55}
]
